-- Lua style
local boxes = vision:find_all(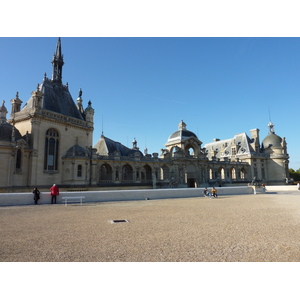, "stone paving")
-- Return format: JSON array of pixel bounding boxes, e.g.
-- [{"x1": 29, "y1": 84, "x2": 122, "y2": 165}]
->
[{"x1": 1, "y1": 191, "x2": 300, "y2": 262}]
